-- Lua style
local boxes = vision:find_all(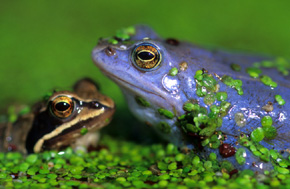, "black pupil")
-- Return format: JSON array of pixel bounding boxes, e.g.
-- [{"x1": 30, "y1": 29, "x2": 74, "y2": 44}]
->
[
  {"x1": 55, "y1": 102, "x2": 70, "y2": 111},
  {"x1": 137, "y1": 51, "x2": 154, "y2": 60}
]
